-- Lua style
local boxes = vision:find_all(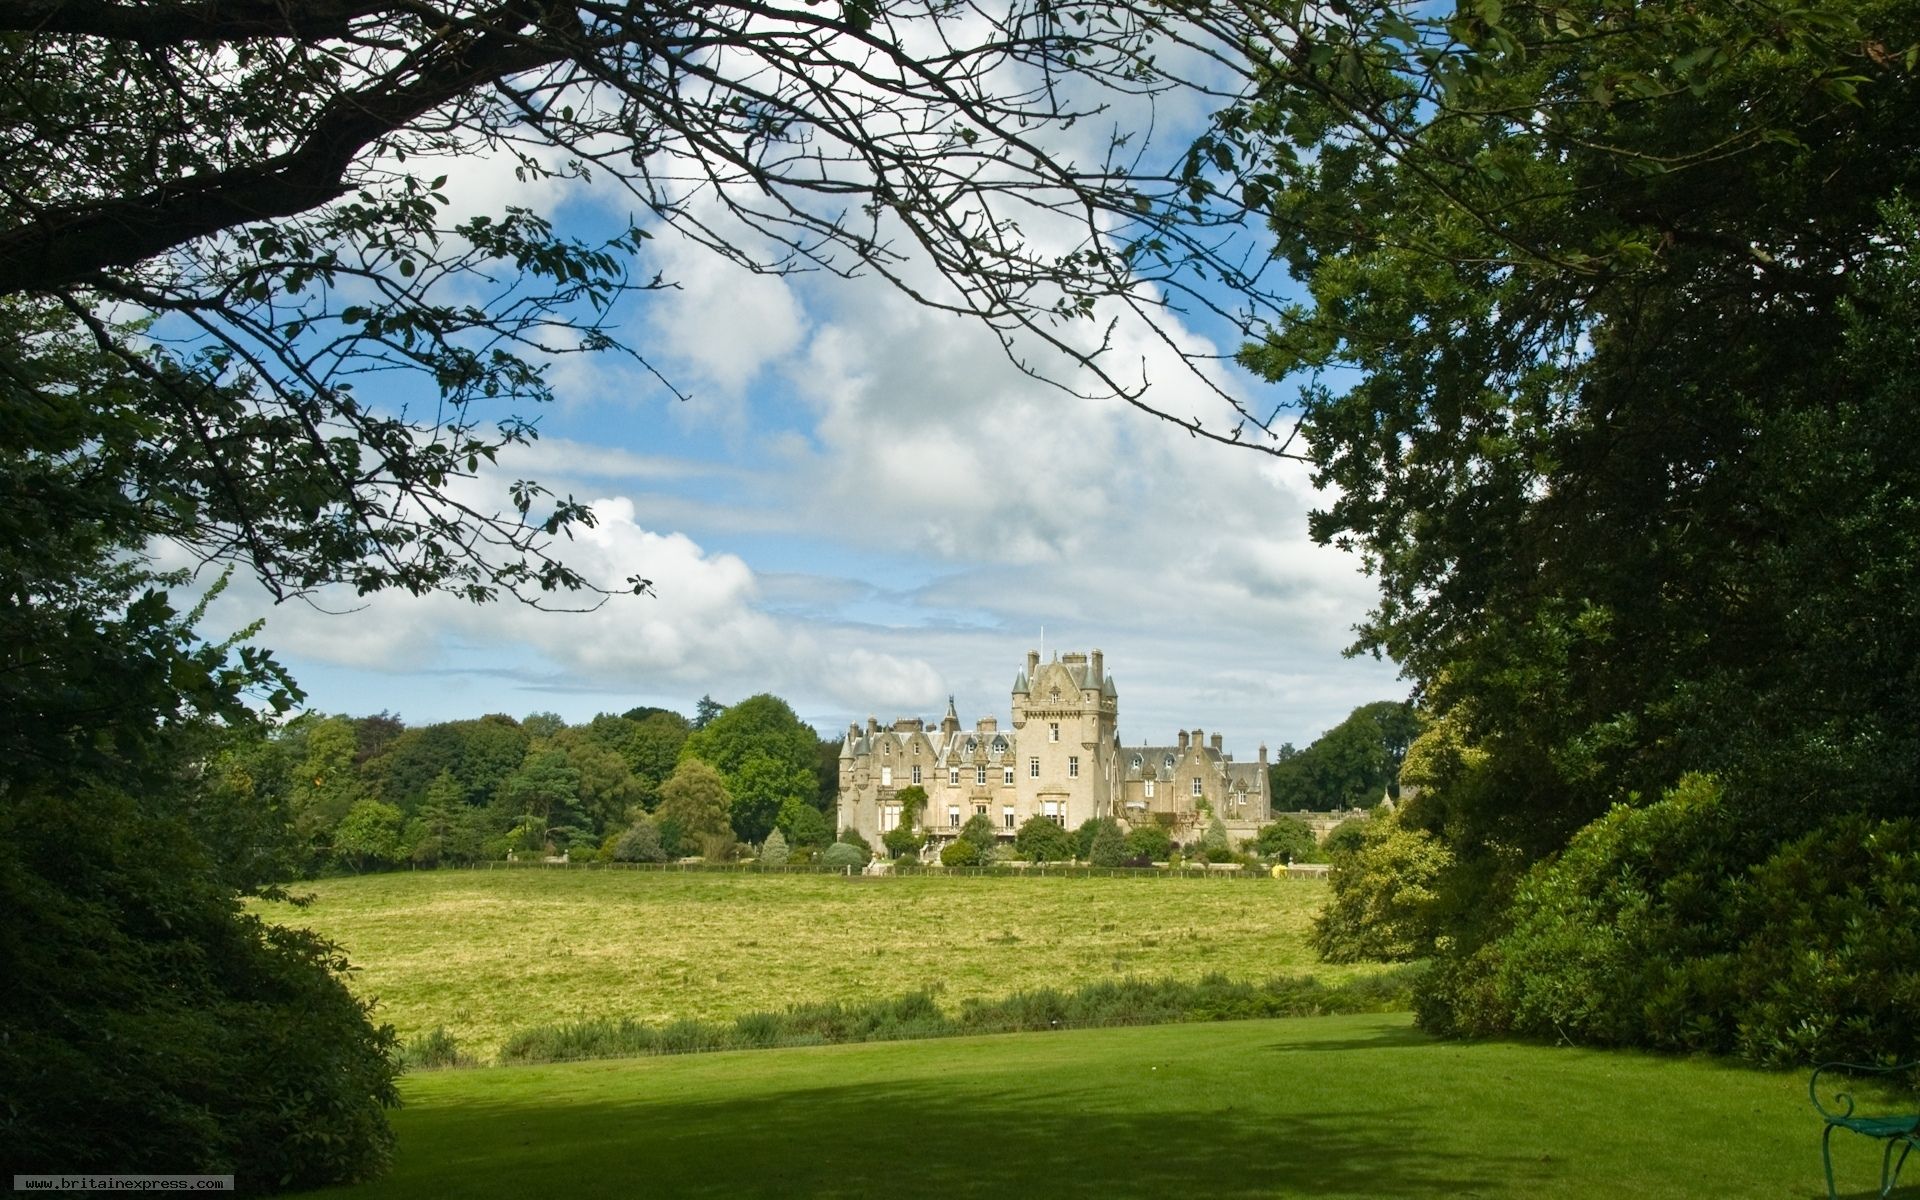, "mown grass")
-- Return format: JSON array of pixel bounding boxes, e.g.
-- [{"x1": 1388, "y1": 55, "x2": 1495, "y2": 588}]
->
[
  {"x1": 292, "y1": 1011, "x2": 1870, "y2": 1200},
  {"x1": 259, "y1": 869, "x2": 1353, "y2": 1057}
]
